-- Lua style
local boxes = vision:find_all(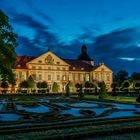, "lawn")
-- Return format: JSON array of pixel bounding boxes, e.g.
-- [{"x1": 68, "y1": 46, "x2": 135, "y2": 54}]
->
[{"x1": 73, "y1": 94, "x2": 137, "y2": 104}]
